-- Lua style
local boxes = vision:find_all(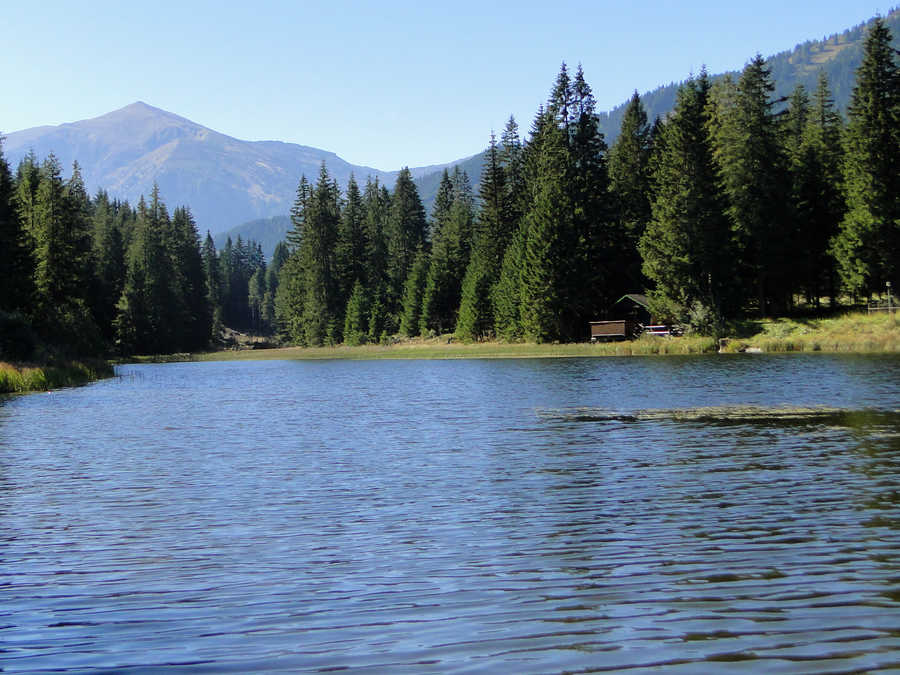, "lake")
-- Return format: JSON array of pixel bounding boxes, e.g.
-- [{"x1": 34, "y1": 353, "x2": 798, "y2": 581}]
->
[{"x1": 1, "y1": 354, "x2": 899, "y2": 673}]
